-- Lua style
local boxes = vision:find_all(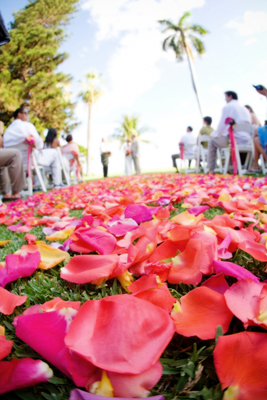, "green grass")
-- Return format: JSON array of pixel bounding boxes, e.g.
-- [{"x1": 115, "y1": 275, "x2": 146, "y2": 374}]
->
[{"x1": 0, "y1": 183, "x2": 264, "y2": 400}]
